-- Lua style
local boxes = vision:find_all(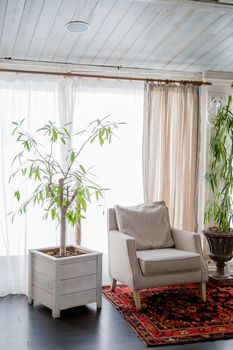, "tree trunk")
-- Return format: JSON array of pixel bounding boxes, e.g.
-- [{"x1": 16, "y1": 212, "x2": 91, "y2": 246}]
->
[
  {"x1": 75, "y1": 219, "x2": 81, "y2": 245},
  {"x1": 60, "y1": 208, "x2": 66, "y2": 256}
]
